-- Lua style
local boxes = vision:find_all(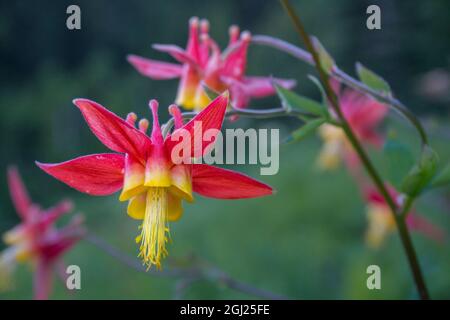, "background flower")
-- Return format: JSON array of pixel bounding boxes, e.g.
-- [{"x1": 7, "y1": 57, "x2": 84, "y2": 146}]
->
[
  {"x1": 128, "y1": 17, "x2": 296, "y2": 111},
  {"x1": 0, "y1": 167, "x2": 84, "y2": 299},
  {"x1": 318, "y1": 81, "x2": 388, "y2": 170}
]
